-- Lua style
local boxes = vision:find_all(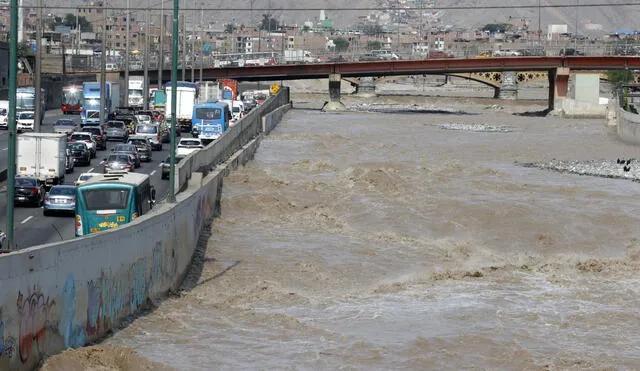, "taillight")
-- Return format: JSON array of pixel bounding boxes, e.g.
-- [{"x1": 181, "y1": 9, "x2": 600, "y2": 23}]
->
[
  {"x1": 45, "y1": 197, "x2": 51, "y2": 201},
  {"x1": 31, "y1": 189, "x2": 37, "y2": 194},
  {"x1": 75, "y1": 215, "x2": 83, "y2": 236},
  {"x1": 70, "y1": 198, "x2": 76, "y2": 203}
]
